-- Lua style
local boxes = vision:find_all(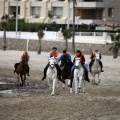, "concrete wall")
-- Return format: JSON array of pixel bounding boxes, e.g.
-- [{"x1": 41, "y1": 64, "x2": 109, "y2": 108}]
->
[{"x1": 0, "y1": 38, "x2": 120, "y2": 56}]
